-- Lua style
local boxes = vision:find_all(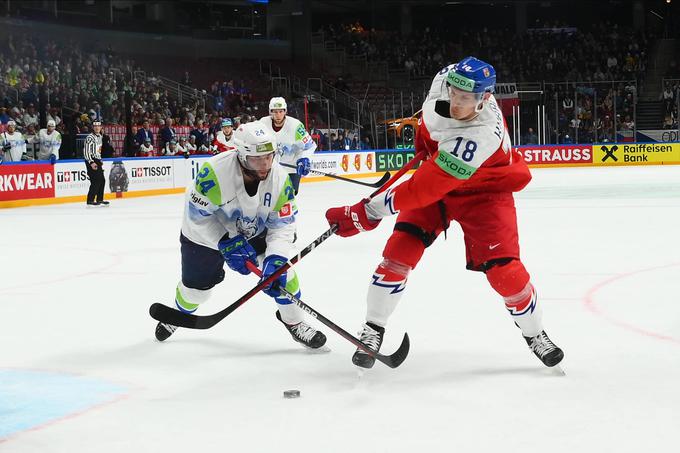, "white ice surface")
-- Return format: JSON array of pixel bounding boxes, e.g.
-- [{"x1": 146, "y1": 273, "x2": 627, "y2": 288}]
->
[{"x1": 1, "y1": 165, "x2": 679, "y2": 452}]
